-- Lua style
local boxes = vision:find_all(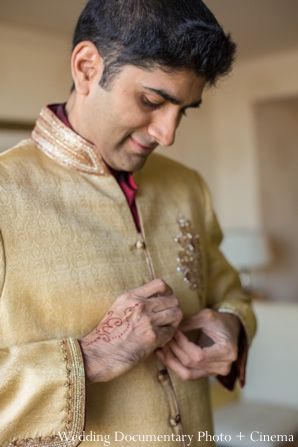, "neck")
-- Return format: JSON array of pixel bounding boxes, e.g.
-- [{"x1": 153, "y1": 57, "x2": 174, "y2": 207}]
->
[
  {"x1": 65, "y1": 91, "x2": 78, "y2": 131},
  {"x1": 65, "y1": 91, "x2": 92, "y2": 143}
]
